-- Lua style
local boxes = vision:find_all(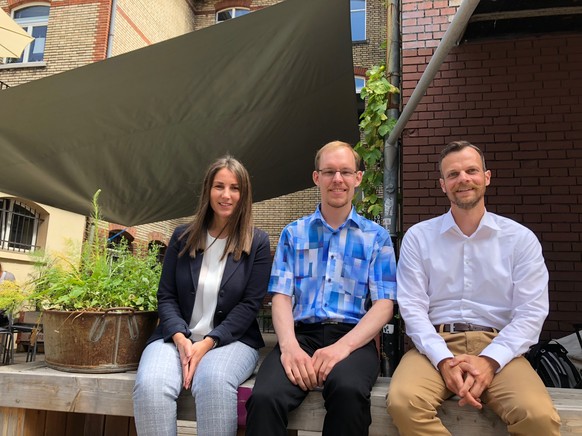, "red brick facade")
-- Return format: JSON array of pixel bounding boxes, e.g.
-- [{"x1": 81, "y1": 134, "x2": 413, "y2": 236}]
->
[{"x1": 400, "y1": 0, "x2": 582, "y2": 339}]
